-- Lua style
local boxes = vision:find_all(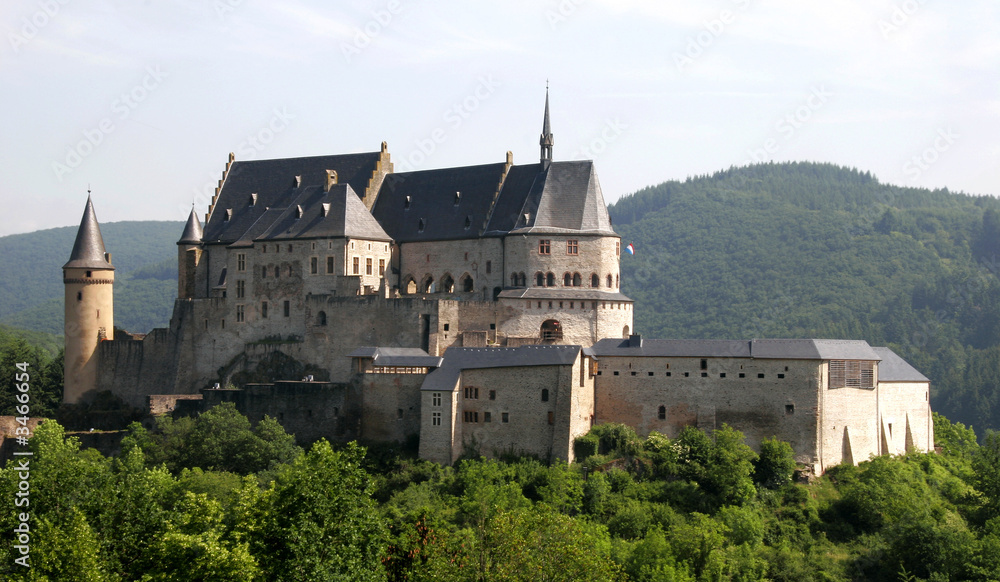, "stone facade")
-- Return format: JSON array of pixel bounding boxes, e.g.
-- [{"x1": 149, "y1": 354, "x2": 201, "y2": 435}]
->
[{"x1": 65, "y1": 97, "x2": 933, "y2": 472}]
